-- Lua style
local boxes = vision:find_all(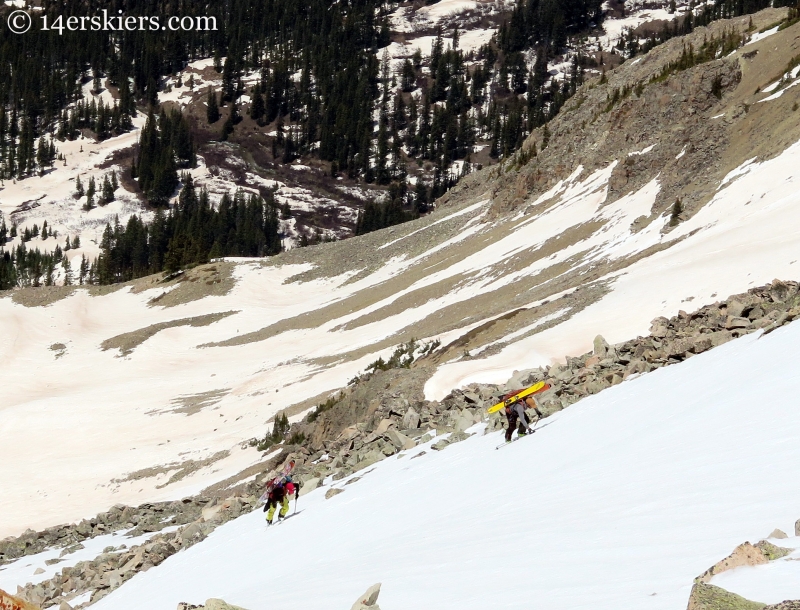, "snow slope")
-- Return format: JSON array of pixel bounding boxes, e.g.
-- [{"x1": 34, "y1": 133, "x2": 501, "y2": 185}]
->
[{"x1": 87, "y1": 320, "x2": 800, "y2": 610}]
